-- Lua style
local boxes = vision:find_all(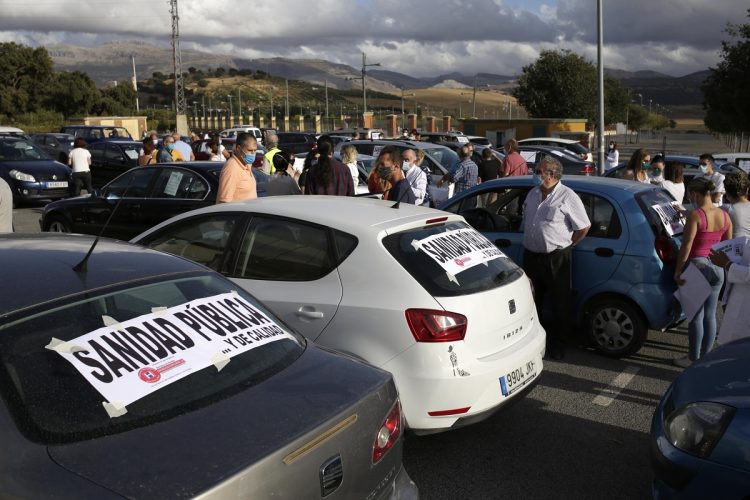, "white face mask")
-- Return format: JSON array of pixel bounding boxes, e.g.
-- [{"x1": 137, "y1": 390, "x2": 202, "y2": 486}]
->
[
  {"x1": 402, "y1": 161, "x2": 411, "y2": 171},
  {"x1": 152, "y1": 139, "x2": 158, "y2": 145}
]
